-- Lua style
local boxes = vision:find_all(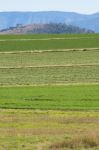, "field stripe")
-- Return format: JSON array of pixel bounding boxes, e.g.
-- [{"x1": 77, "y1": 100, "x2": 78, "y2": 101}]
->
[
  {"x1": 0, "y1": 36, "x2": 98, "y2": 42},
  {"x1": 0, "y1": 63, "x2": 99, "y2": 69},
  {"x1": 0, "y1": 48, "x2": 99, "y2": 54},
  {"x1": 0, "y1": 82, "x2": 99, "y2": 87}
]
